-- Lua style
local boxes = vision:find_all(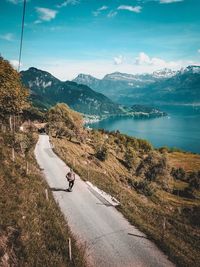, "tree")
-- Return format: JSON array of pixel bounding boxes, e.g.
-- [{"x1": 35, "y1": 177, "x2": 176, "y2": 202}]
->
[
  {"x1": 0, "y1": 57, "x2": 29, "y2": 162},
  {"x1": 188, "y1": 171, "x2": 200, "y2": 190},
  {"x1": 137, "y1": 139, "x2": 153, "y2": 152},
  {"x1": 47, "y1": 103, "x2": 84, "y2": 139},
  {"x1": 15, "y1": 132, "x2": 35, "y2": 174},
  {"x1": 0, "y1": 57, "x2": 29, "y2": 120},
  {"x1": 124, "y1": 147, "x2": 136, "y2": 169},
  {"x1": 136, "y1": 151, "x2": 172, "y2": 191},
  {"x1": 171, "y1": 167, "x2": 186, "y2": 181}
]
